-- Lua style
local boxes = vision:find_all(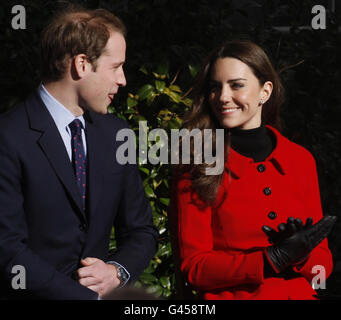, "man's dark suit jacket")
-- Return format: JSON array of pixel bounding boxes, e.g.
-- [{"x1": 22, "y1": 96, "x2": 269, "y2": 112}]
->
[{"x1": 0, "y1": 92, "x2": 158, "y2": 299}]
